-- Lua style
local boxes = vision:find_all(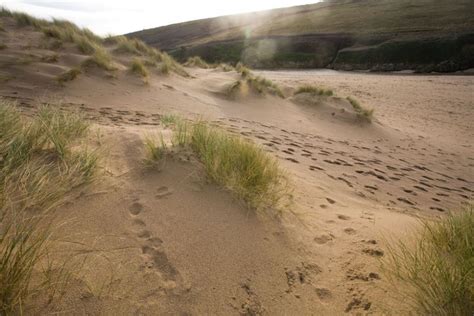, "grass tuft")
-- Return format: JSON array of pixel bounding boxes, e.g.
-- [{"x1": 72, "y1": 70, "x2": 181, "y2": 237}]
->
[
  {"x1": 184, "y1": 56, "x2": 210, "y2": 69},
  {"x1": 130, "y1": 58, "x2": 149, "y2": 80},
  {"x1": 143, "y1": 134, "x2": 167, "y2": 164},
  {"x1": 0, "y1": 99, "x2": 98, "y2": 313},
  {"x1": 144, "y1": 120, "x2": 290, "y2": 210},
  {"x1": 383, "y1": 207, "x2": 474, "y2": 315},
  {"x1": 235, "y1": 62, "x2": 251, "y2": 78},
  {"x1": 246, "y1": 76, "x2": 284, "y2": 98},
  {"x1": 81, "y1": 48, "x2": 116, "y2": 71},
  {"x1": 56, "y1": 68, "x2": 81, "y2": 84},
  {"x1": 347, "y1": 97, "x2": 374, "y2": 122},
  {"x1": 190, "y1": 122, "x2": 290, "y2": 210},
  {"x1": 294, "y1": 85, "x2": 333, "y2": 96}
]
